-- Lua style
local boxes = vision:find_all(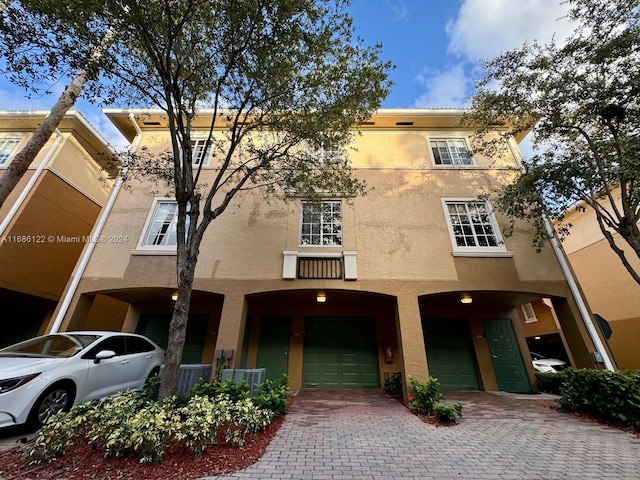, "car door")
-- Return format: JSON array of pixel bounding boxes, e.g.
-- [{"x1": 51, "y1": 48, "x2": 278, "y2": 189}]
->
[
  {"x1": 124, "y1": 336, "x2": 158, "y2": 389},
  {"x1": 80, "y1": 336, "x2": 130, "y2": 401}
]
